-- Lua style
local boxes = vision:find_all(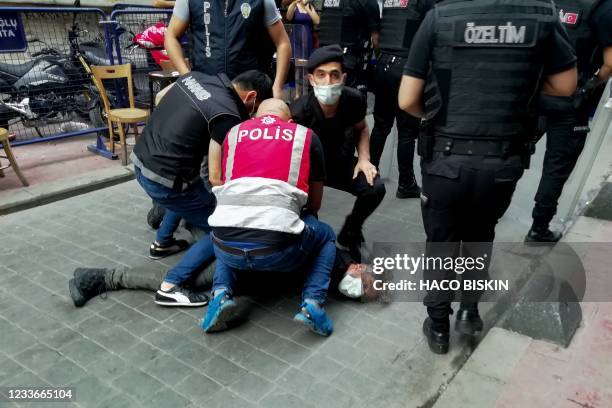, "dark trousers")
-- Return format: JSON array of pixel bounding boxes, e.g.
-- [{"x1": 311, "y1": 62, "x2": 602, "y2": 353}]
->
[
  {"x1": 532, "y1": 112, "x2": 588, "y2": 229},
  {"x1": 420, "y1": 153, "x2": 523, "y2": 321},
  {"x1": 370, "y1": 53, "x2": 419, "y2": 186},
  {"x1": 105, "y1": 262, "x2": 215, "y2": 291},
  {"x1": 326, "y1": 157, "x2": 386, "y2": 230}
]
